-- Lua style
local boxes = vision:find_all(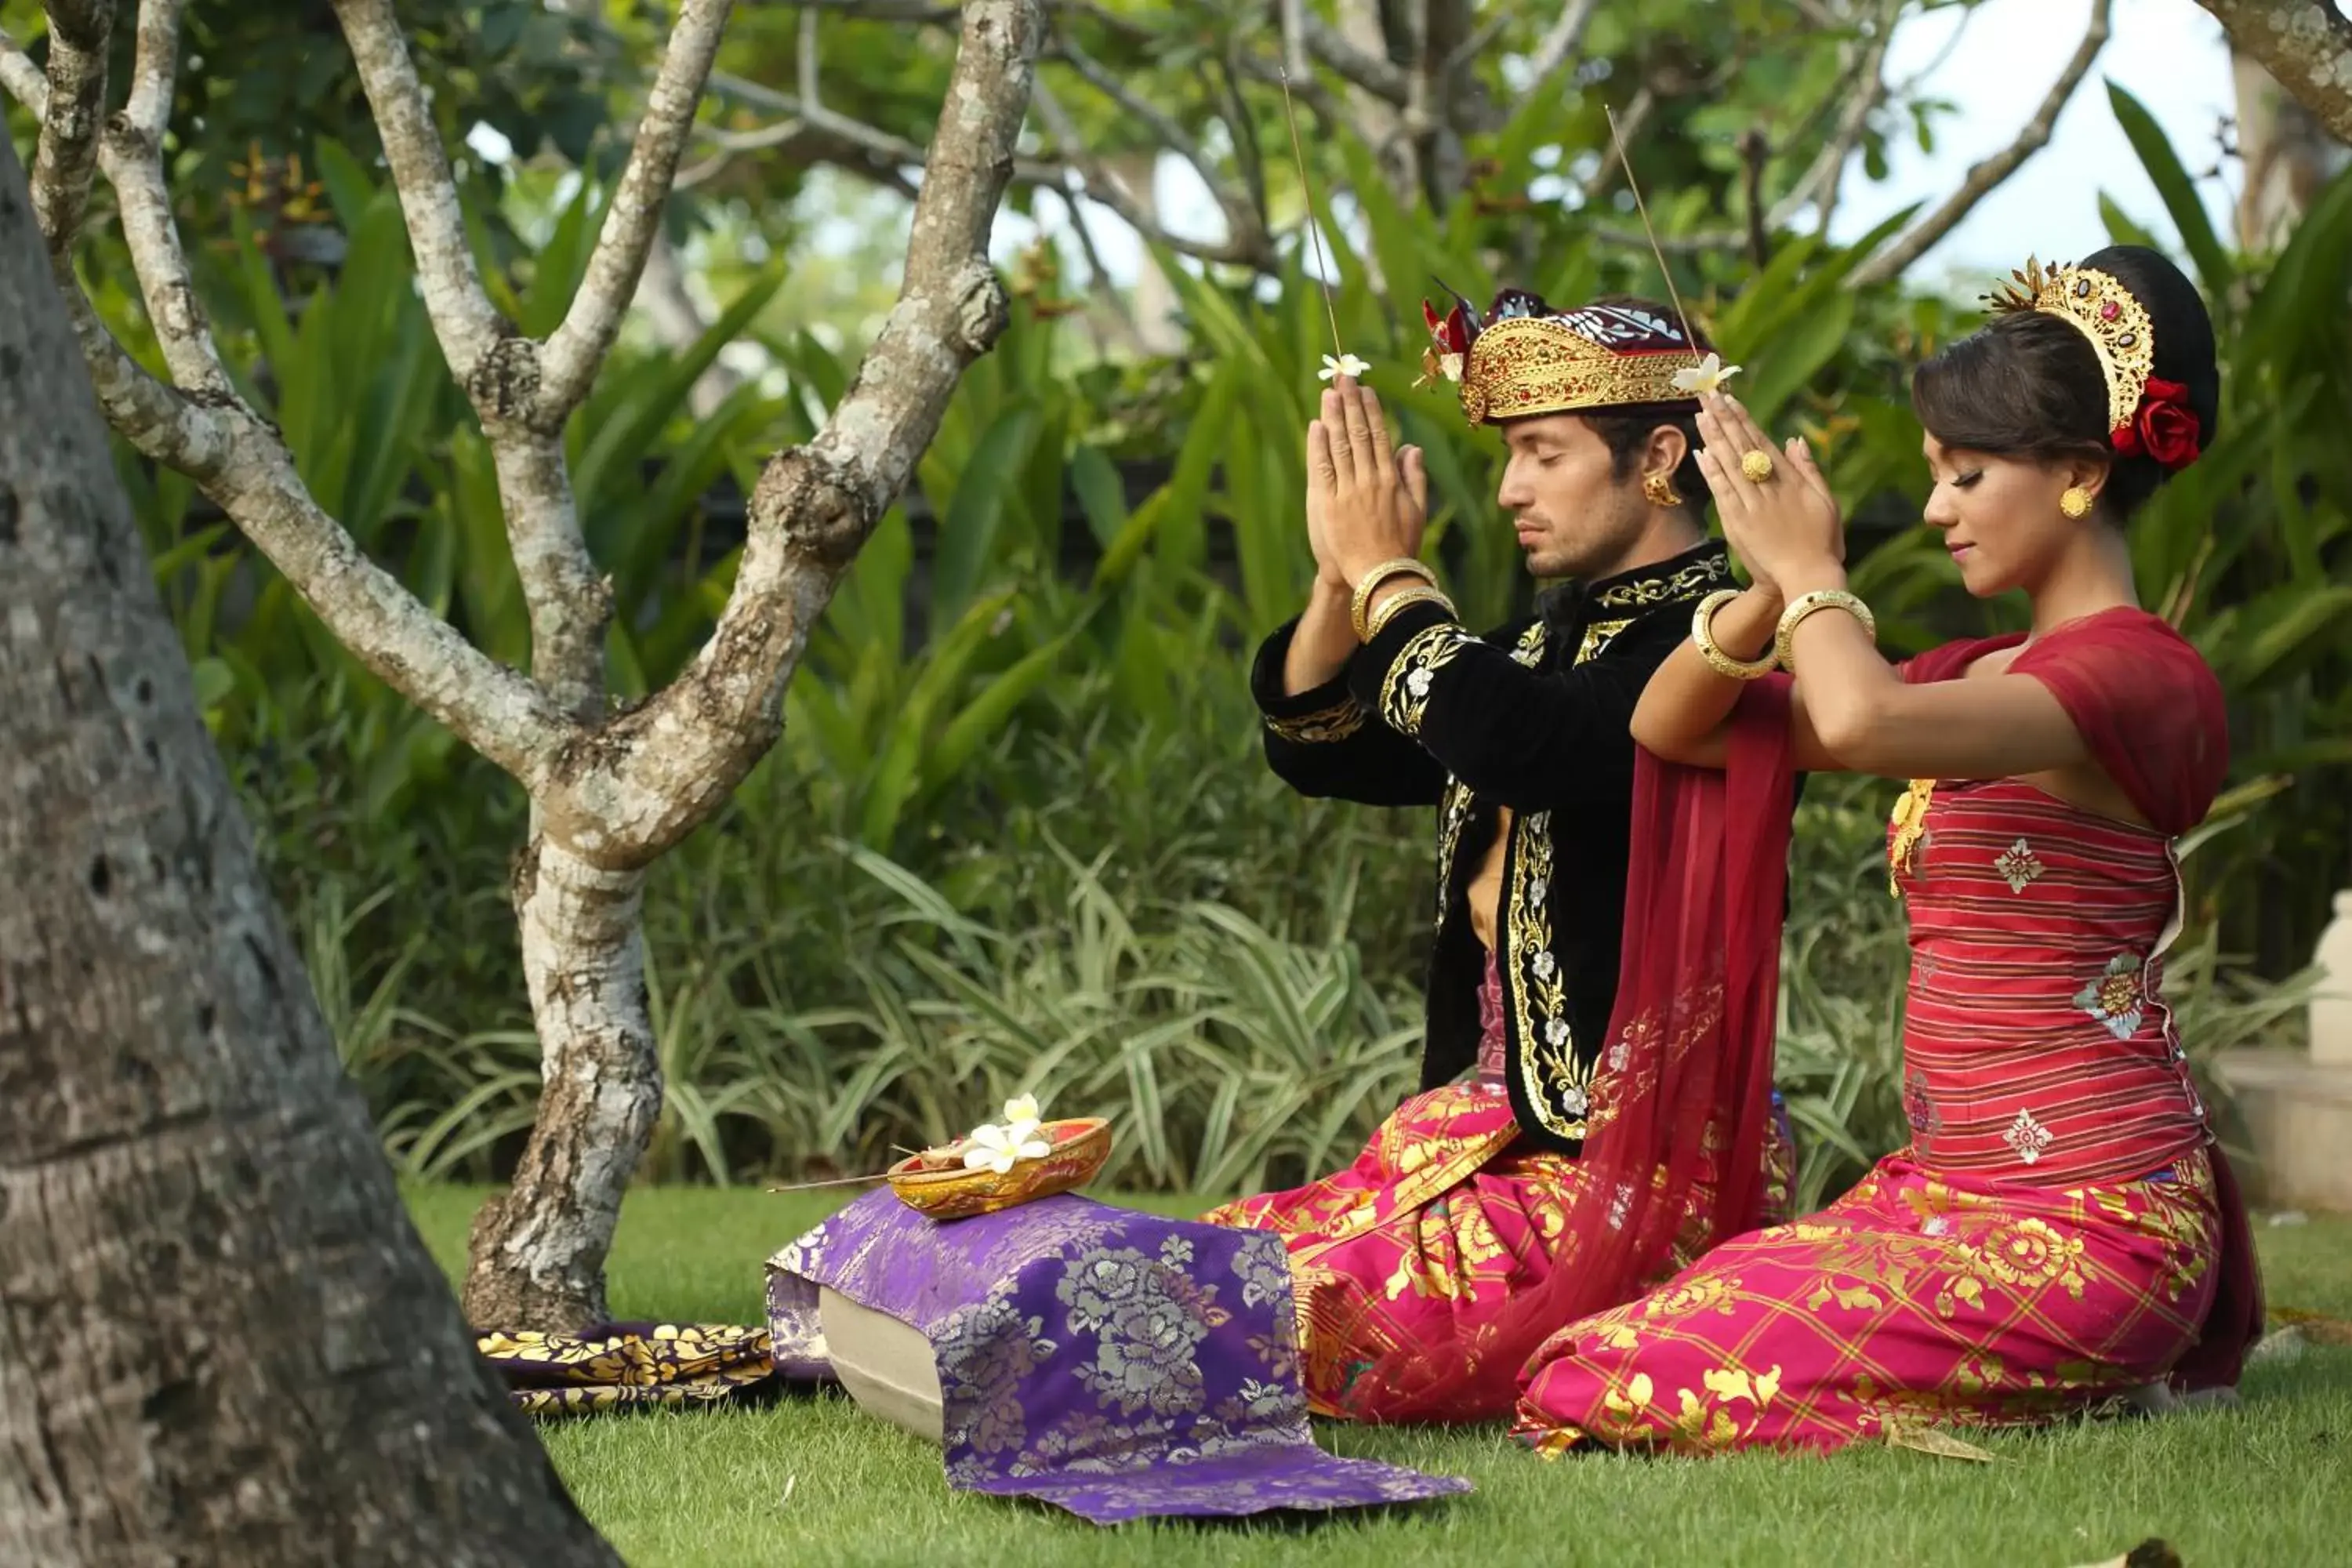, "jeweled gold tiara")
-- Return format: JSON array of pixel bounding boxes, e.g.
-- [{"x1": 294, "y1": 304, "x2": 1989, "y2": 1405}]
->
[{"x1": 1984, "y1": 256, "x2": 2156, "y2": 436}]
